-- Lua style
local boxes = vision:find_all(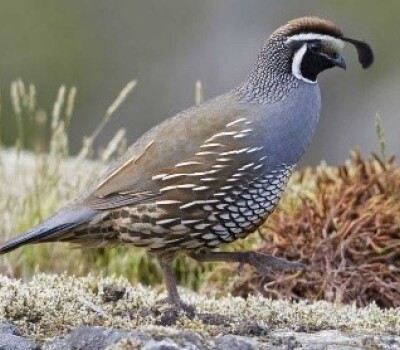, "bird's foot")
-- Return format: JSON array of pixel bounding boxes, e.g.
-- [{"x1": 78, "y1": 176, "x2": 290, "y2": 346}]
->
[
  {"x1": 152, "y1": 297, "x2": 196, "y2": 325},
  {"x1": 242, "y1": 251, "x2": 306, "y2": 276},
  {"x1": 190, "y1": 249, "x2": 305, "y2": 276},
  {"x1": 155, "y1": 296, "x2": 195, "y2": 314}
]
